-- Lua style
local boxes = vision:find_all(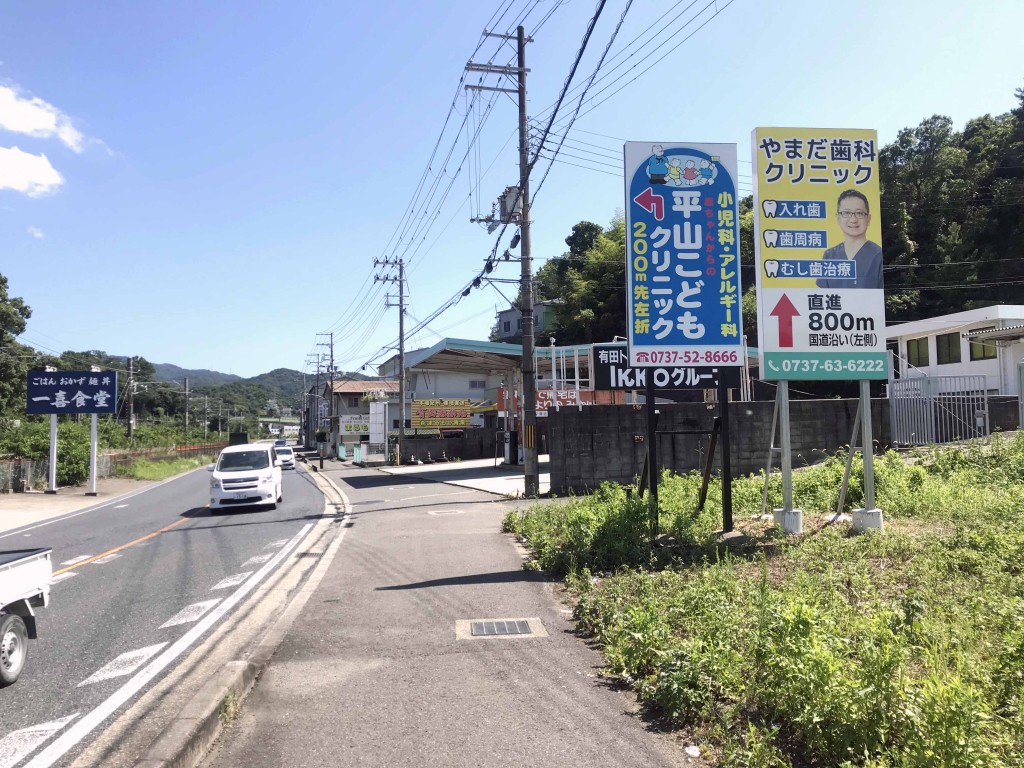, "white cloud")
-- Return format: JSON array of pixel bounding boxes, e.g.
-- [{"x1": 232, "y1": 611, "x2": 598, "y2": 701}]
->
[
  {"x1": 0, "y1": 146, "x2": 64, "y2": 196},
  {"x1": 0, "y1": 85, "x2": 85, "y2": 152},
  {"x1": 27, "y1": 226, "x2": 44, "y2": 239}
]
